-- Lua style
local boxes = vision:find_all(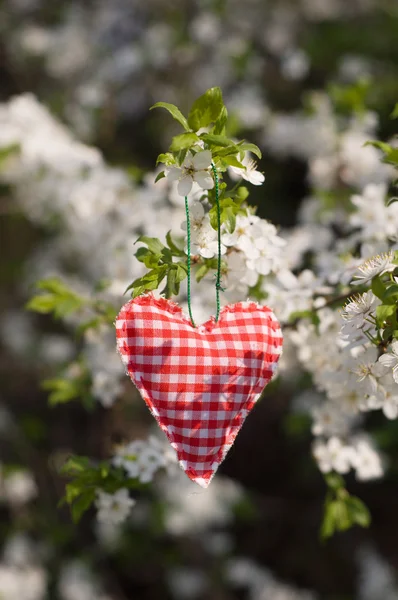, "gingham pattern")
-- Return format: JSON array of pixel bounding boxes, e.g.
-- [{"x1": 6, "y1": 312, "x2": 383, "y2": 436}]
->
[{"x1": 116, "y1": 294, "x2": 283, "y2": 487}]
